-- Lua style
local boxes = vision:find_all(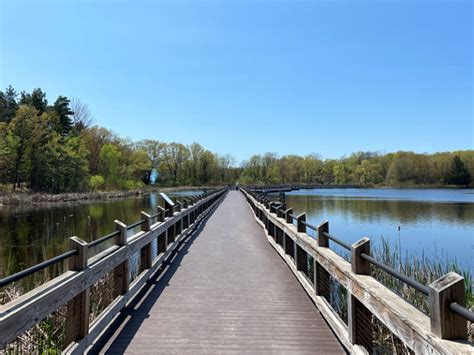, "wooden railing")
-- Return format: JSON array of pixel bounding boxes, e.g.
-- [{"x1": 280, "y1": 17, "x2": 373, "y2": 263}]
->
[
  {"x1": 241, "y1": 188, "x2": 473, "y2": 354},
  {"x1": 0, "y1": 188, "x2": 227, "y2": 354}
]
